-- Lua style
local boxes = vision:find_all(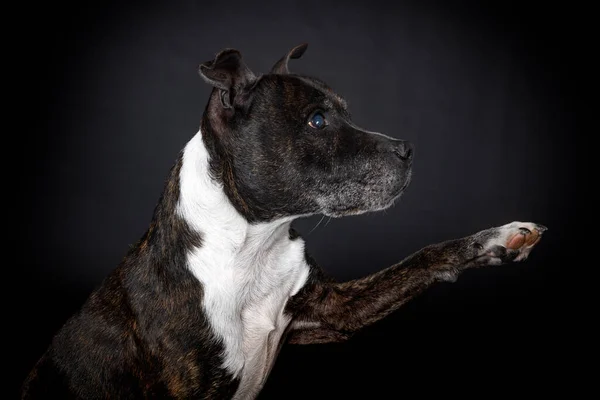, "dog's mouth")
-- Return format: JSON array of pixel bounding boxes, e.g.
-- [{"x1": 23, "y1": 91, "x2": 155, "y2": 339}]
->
[
  {"x1": 319, "y1": 167, "x2": 412, "y2": 218},
  {"x1": 375, "y1": 170, "x2": 412, "y2": 212},
  {"x1": 396, "y1": 169, "x2": 413, "y2": 196}
]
